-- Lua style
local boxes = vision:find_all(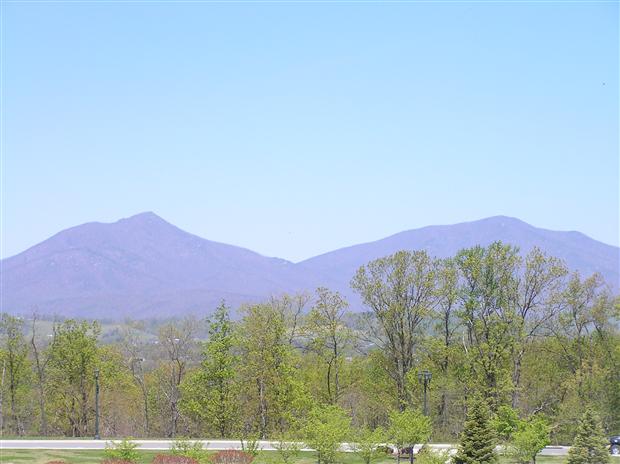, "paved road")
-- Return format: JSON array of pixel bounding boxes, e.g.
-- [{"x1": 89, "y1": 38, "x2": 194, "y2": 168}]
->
[{"x1": 0, "y1": 440, "x2": 573, "y2": 455}]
